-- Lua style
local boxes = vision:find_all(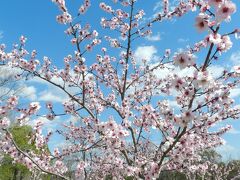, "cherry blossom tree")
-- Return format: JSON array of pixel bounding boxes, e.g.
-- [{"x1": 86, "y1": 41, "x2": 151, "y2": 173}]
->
[{"x1": 0, "y1": 0, "x2": 240, "y2": 179}]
